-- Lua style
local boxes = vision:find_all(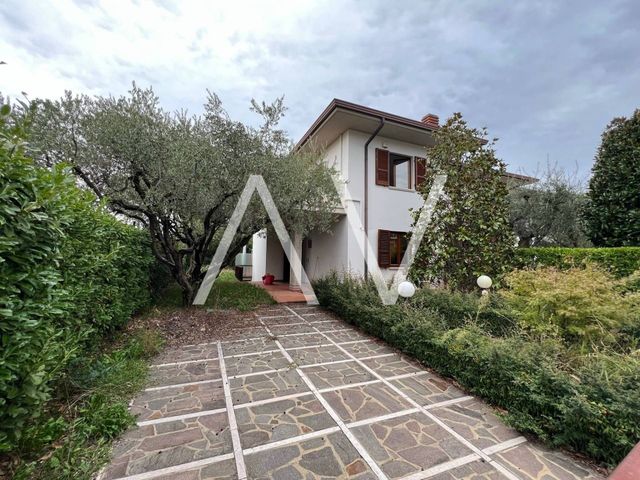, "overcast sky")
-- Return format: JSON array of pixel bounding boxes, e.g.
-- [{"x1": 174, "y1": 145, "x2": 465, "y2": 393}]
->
[{"x1": 1, "y1": 0, "x2": 639, "y2": 177}]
